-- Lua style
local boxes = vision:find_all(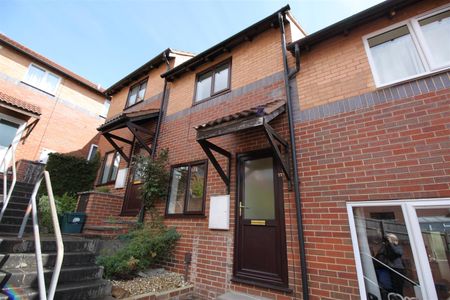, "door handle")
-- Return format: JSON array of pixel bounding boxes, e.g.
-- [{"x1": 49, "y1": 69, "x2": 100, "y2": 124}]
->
[{"x1": 239, "y1": 202, "x2": 248, "y2": 216}]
